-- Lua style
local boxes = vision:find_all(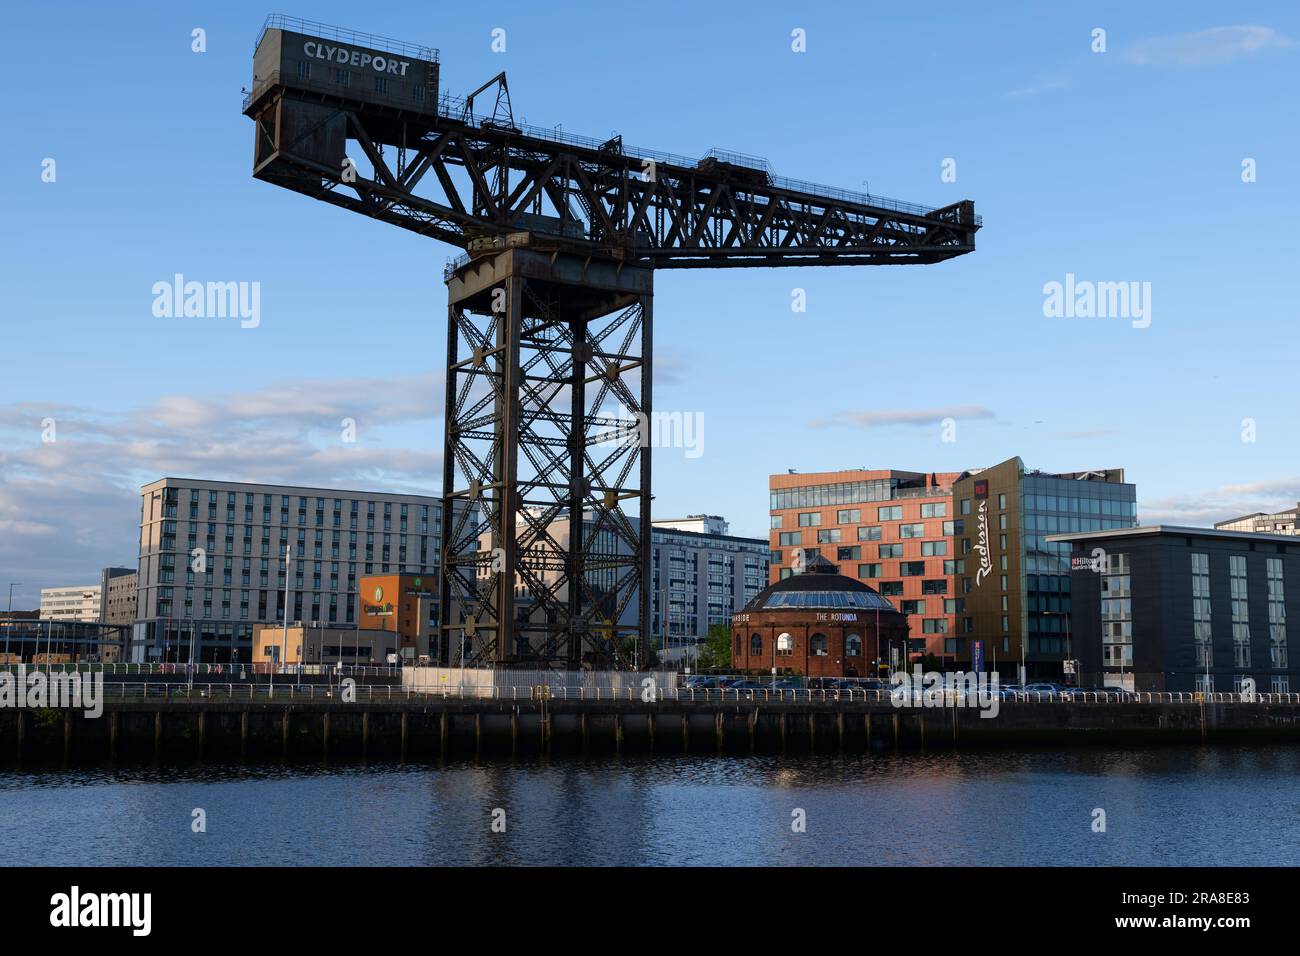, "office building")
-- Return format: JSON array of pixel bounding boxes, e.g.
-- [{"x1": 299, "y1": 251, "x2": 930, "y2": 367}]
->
[
  {"x1": 98, "y1": 567, "x2": 137, "y2": 626},
  {"x1": 1050, "y1": 525, "x2": 1300, "y2": 693},
  {"x1": 769, "y1": 469, "x2": 962, "y2": 660},
  {"x1": 950, "y1": 457, "x2": 1137, "y2": 679},
  {"x1": 1216, "y1": 503, "x2": 1300, "y2": 536},
  {"x1": 359, "y1": 573, "x2": 437, "y2": 662},
  {"x1": 136, "y1": 478, "x2": 441, "y2": 662},
  {"x1": 251, "y1": 623, "x2": 398, "y2": 667},
  {"x1": 39, "y1": 584, "x2": 101, "y2": 623}
]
